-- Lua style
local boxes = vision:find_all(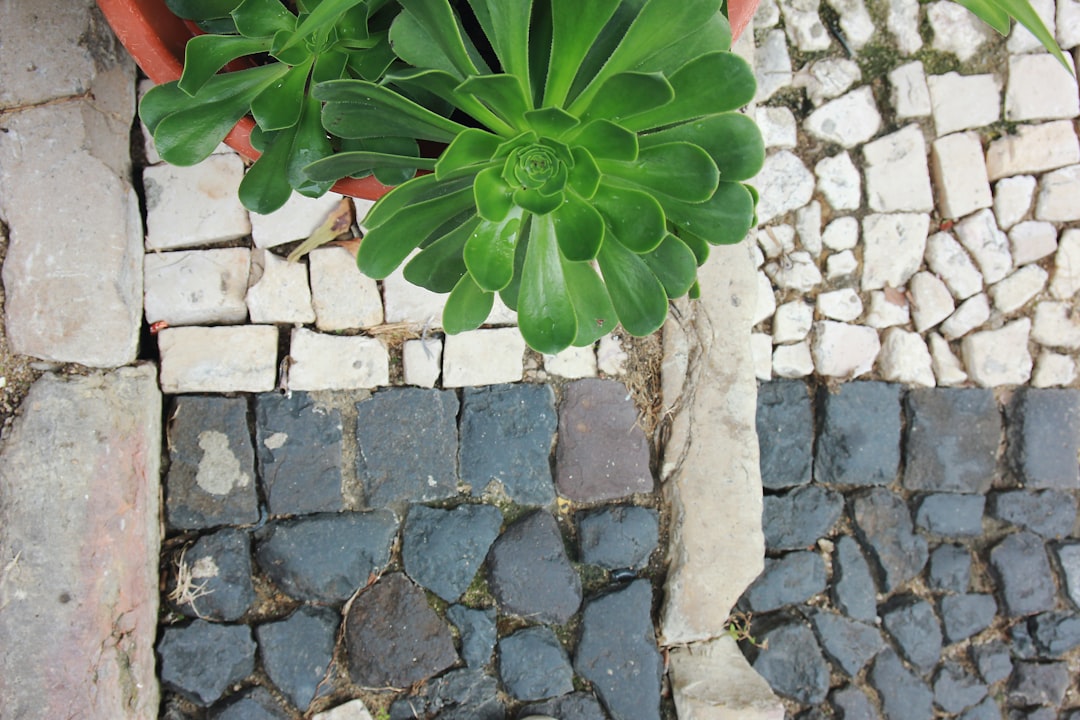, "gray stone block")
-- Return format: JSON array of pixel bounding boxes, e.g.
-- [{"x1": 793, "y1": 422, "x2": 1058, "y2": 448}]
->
[
  {"x1": 446, "y1": 605, "x2": 496, "y2": 669},
  {"x1": 988, "y1": 490, "x2": 1077, "y2": 538},
  {"x1": 927, "y1": 543, "x2": 972, "y2": 592},
  {"x1": 488, "y1": 511, "x2": 582, "y2": 624},
  {"x1": 520, "y1": 692, "x2": 608, "y2": 720},
  {"x1": 1007, "y1": 388, "x2": 1080, "y2": 489},
  {"x1": 763, "y1": 485, "x2": 844, "y2": 550},
  {"x1": 933, "y1": 661, "x2": 989, "y2": 714},
  {"x1": 1027, "y1": 611, "x2": 1080, "y2": 657},
  {"x1": 830, "y1": 686, "x2": 881, "y2": 720},
  {"x1": 881, "y1": 597, "x2": 943, "y2": 673},
  {"x1": 210, "y1": 687, "x2": 290, "y2": 719},
  {"x1": 832, "y1": 536, "x2": 879, "y2": 622},
  {"x1": 971, "y1": 640, "x2": 1013, "y2": 684},
  {"x1": 915, "y1": 493, "x2": 986, "y2": 536},
  {"x1": 852, "y1": 489, "x2": 929, "y2": 591},
  {"x1": 402, "y1": 503, "x2": 503, "y2": 603},
  {"x1": 904, "y1": 388, "x2": 1000, "y2": 493},
  {"x1": 752, "y1": 621, "x2": 831, "y2": 705},
  {"x1": 577, "y1": 505, "x2": 660, "y2": 570},
  {"x1": 1008, "y1": 661, "x2": 1070, "y2": 706},
  {"x1": 1057, "y1": 542, "x2": 1080, "y2": 609},
  {"x1": 170, "y1": 529, "x2": 255, "y2": 622},
  {"x1": 809, "y1": 611, "x2": 885, "y2": 676},
  {"x1": 940, "y1": 593, "x2": 997, "y2": 643},
  {"x1": 255, "y1": 607, "x2": 338, "y2": 711},
  {"x1": 869, "y1": 649, "x2": 934, "y2": 720},
  {"x1": 743, "y1": 551, "x2": 827, "y2": 612},
  {"x1": 388, "y1": 668, "x2": 504, "y2": 720},
  {"x1": 990, "y1": 531, "x2": 1057, "y2": 616},
  {"x1": 159, "y1": 621, "x2": 256, "y2": 706},
  {"x1": 815, "y1": 382, "x2": 902, "y2": 486},
  {"x1": 498, "y1": 626, "x2": 574, "y2": 701},
  {"x1": 960, "y1": 698, "x2": 1004, "y2": 720},
  {"x1": 757, "y1": 380, "x2": 814, "y2": 489}
]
